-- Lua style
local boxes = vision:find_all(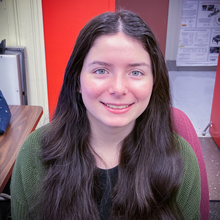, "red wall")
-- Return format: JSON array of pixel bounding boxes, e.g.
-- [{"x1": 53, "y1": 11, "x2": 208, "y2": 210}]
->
[
  {"x1": 115, "y1": 0, "x2": 169, "y2": 56},
  {"x1": 42, "y1": 0, "x2": 115, "y2": 116},
  {"x1": 210, "y1": 56, "x2": 220, "y2": 148}
]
